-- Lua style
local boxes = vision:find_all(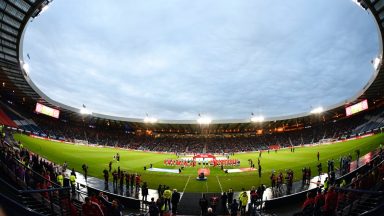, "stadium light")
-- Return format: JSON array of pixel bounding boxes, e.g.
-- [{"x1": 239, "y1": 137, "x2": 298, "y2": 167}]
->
[
  {"x1": 22, "y1": 63, "x2": 30, "y2": 75},
  {"x1": 32, "y1": 0, "x2": 52, "y2": 18},
  {"x1": 351, "y1": 0, "x2": 368, "y2": 10},
  {"x1": 41, "y1": 4, "x2": 49, "y2": 13},
  {"x1": 372, "y1": 56, "x2": 381, "y2": 71},
  {"x1": 197, "y1": 116, "x2": 212, "y2": 125},
  {"x1": 80, "y1": 107, "x2": 92, "y2": 115},
  {"x1": 143, "y1": 117, "x2": 158, "y2": 123},
  {"x1": 310, "y1": 107, "x2": 324, "y2": 114},
  {"x1": 251, "y1": 116, "x2": 264, "y2": 123}
]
